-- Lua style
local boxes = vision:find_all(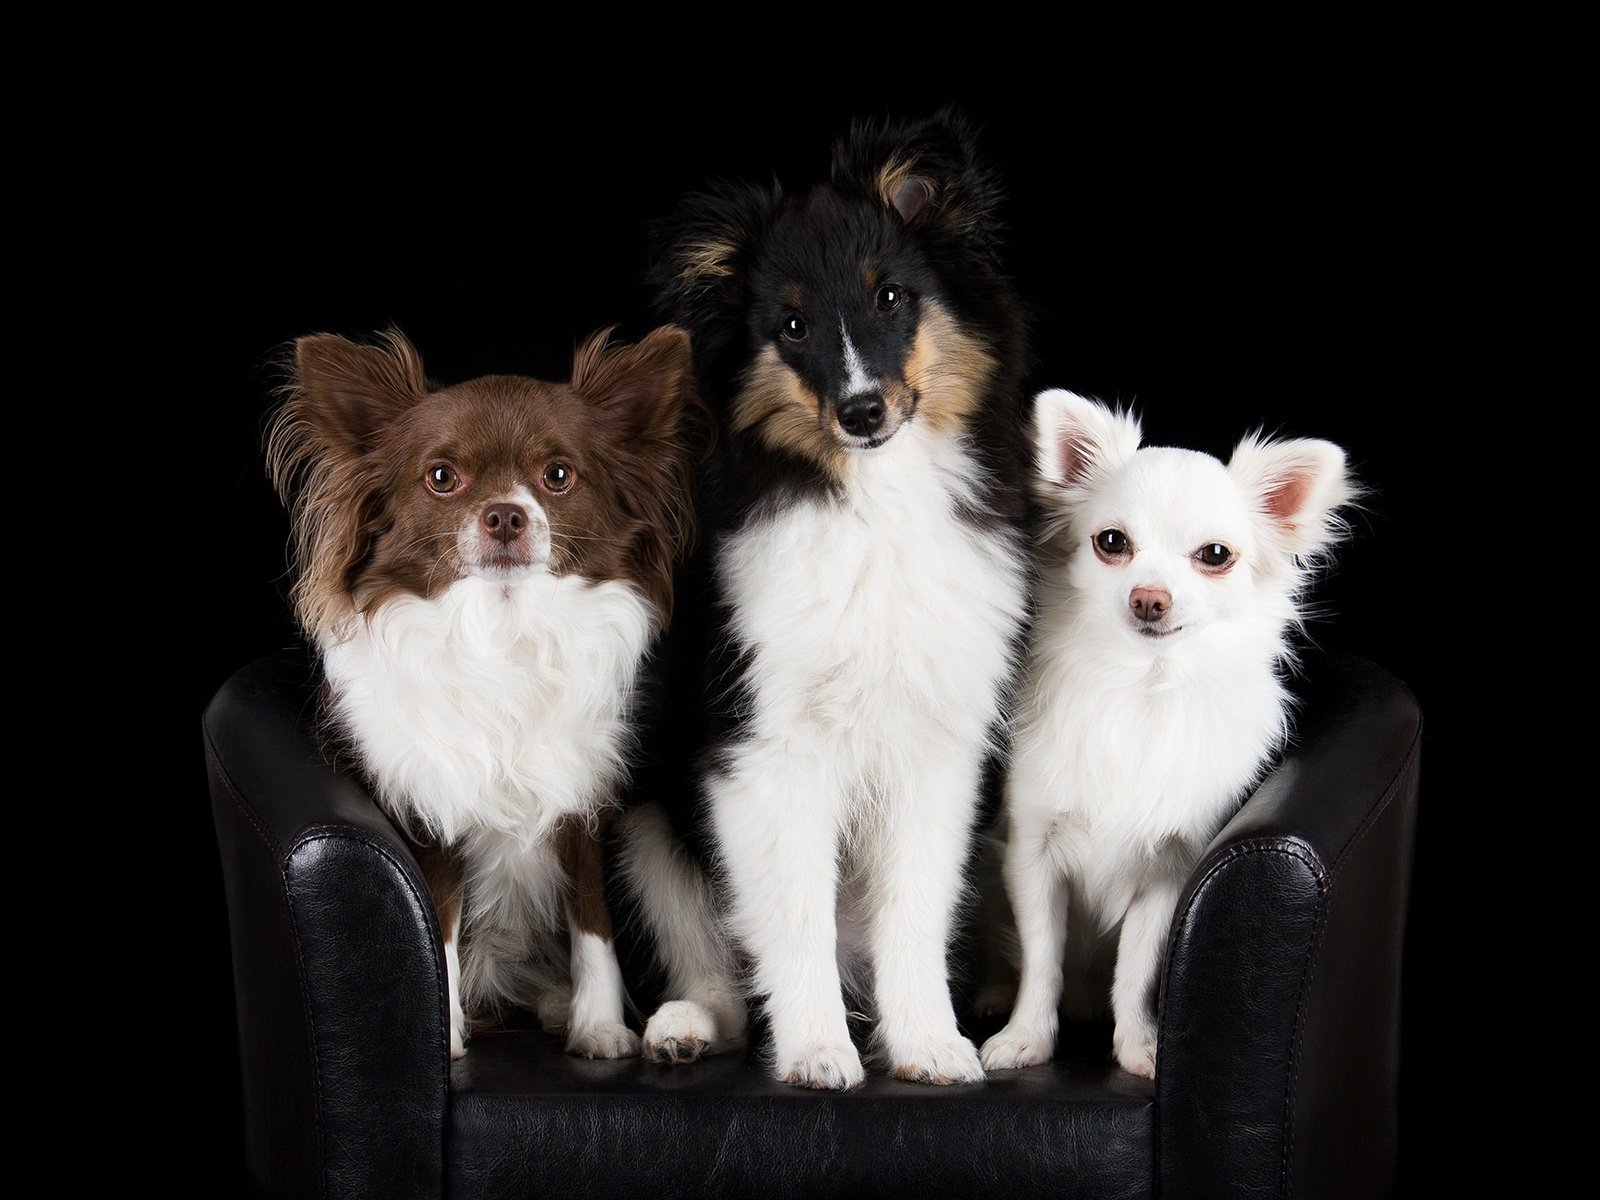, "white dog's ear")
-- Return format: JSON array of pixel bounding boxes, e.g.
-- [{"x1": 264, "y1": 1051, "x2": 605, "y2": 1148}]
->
[
  {"x1": 1033, "y1": 389, "x2": 1142, "y2": 499},
  {"x1": 1228, "y1": 435, "x2": 1354, "y2": 561}
]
